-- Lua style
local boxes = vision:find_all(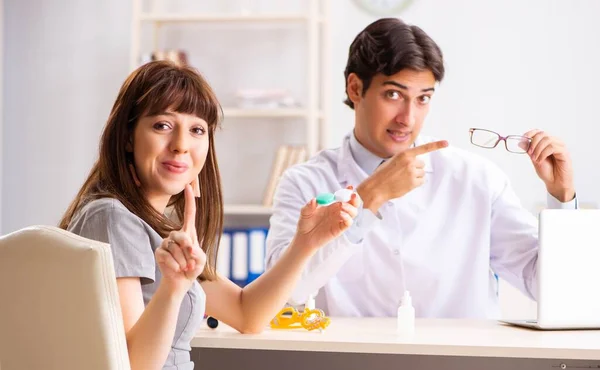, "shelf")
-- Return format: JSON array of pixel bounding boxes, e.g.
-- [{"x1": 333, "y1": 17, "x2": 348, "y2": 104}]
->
[
  {"x1": 223, "y1": 108, "x2": 311, "y2": 118},
  {"x1": 131, "y1": 0, "x2": 330, "y2": 208},
  {"x1": 139, "y1": 13, "x2": 311, "y2": 23},
  {"x1": 224, "y1": 204, "x2": 272, "y2": 215}
]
